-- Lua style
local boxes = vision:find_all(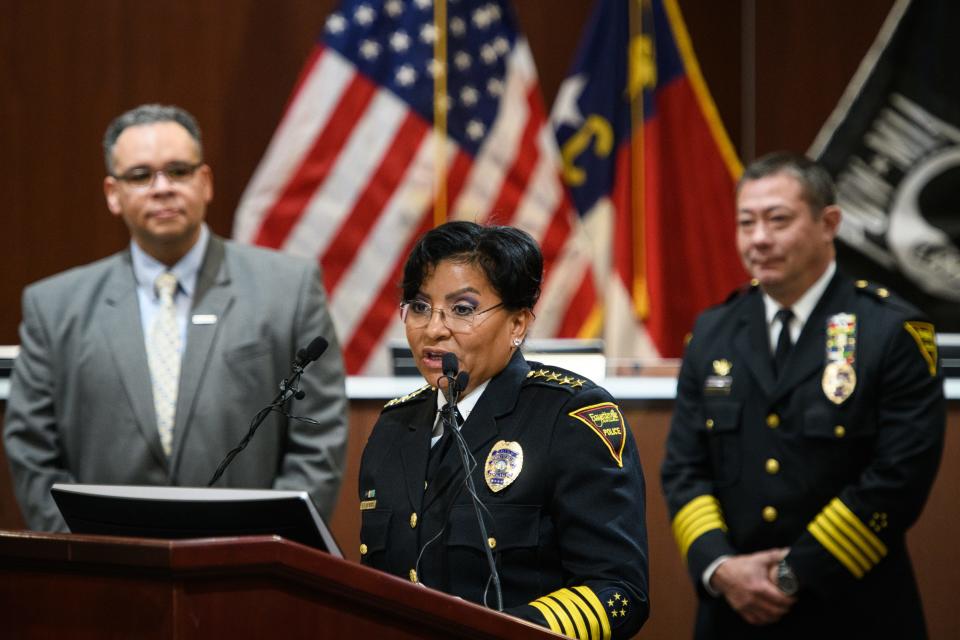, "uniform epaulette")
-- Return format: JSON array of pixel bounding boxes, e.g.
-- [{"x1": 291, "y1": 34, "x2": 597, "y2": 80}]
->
[
  {"x1": 523, "y1": 366, "x2": 590, "y2": 392},
  {"x1": 724, "y1": 279, "x2": 759, "y2": 304},
  {"x1": 383, "y1": 384, "x2": 433, "y2": 409},
  {"x1": 853, "y1": 279, "x2": 913, "y2": 312}
]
